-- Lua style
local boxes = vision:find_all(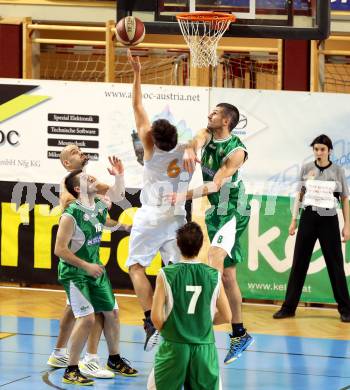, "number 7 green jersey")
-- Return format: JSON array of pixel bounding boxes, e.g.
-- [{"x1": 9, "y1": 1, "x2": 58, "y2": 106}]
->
[{"x1": 160, "y1": 261, "x2": 220, "y2": 344}]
